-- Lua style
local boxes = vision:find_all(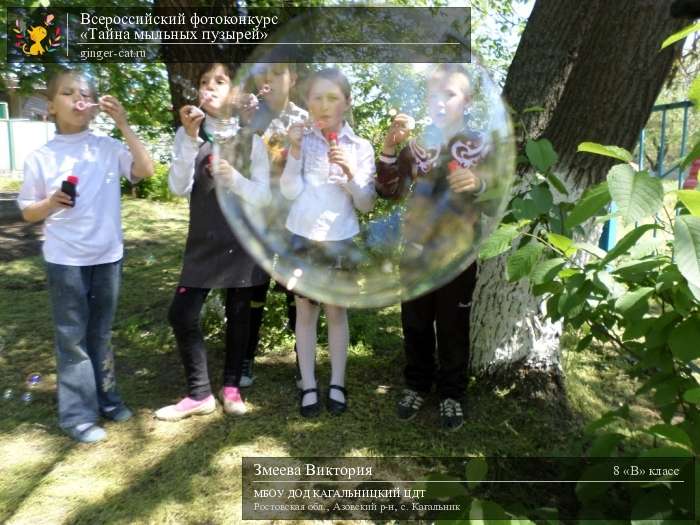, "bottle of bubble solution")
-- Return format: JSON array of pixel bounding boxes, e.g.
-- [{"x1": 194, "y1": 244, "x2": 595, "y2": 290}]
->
[{"x1": 61, "y1": 175, "x2": 79, "y2": 207}]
